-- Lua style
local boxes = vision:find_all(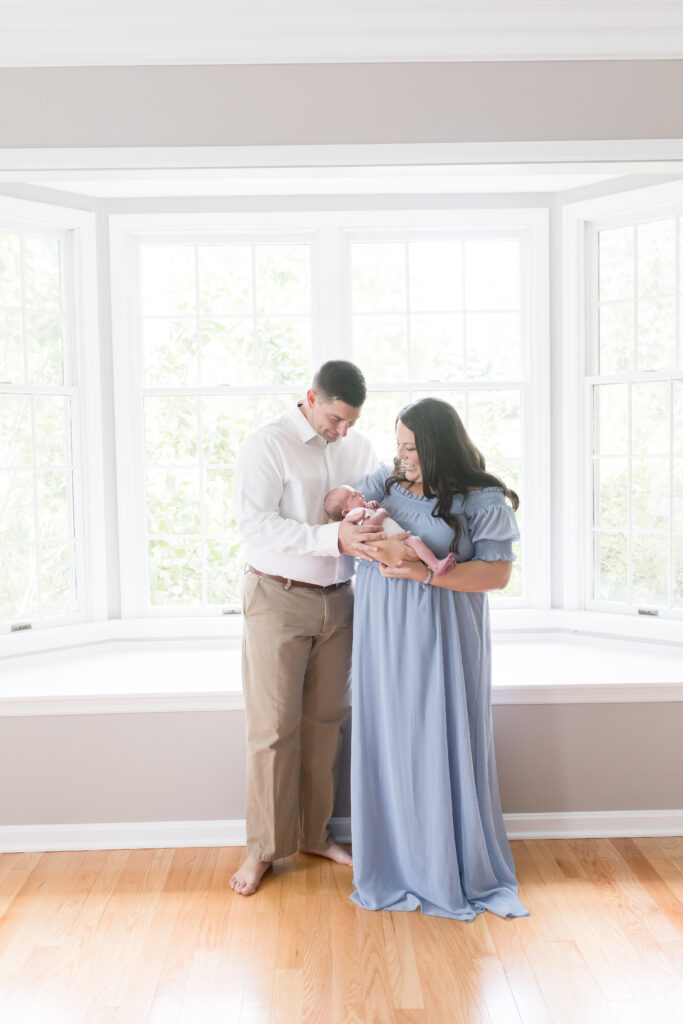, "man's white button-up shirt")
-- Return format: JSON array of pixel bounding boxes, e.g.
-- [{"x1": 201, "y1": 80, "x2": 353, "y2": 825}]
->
[{"x1": 234, "y1": 404, "x2": 379, "y2": 586}]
